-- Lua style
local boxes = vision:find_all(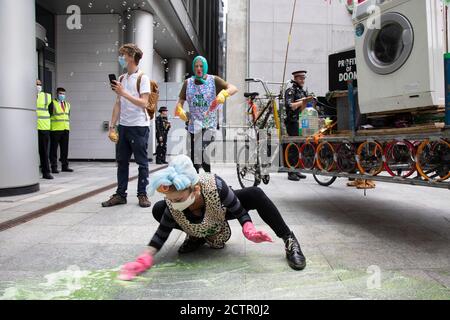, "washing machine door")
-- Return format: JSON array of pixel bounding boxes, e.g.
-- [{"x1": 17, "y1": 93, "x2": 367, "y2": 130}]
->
[{"x1": 363, "y1": 12, "x2": 414, "y2": 75}]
